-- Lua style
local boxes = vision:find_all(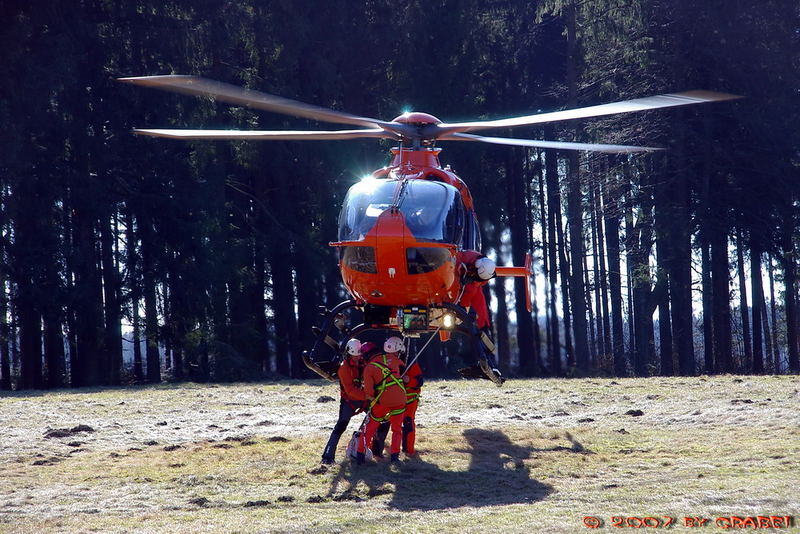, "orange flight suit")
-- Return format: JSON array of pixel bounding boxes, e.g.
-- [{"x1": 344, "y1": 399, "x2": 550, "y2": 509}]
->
[
  {"x1": 321, "y1": 355, "x2": 366, "y2": 463},
  {"x1": 402, "y1": 361, "x2": 424, "y2": 455},
  {"x1": 457, "y1": 250, "x2": 491, "y2": 329},
  {"x1": 358, "y1": 352, "x2": 406, "y2": 456}
]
